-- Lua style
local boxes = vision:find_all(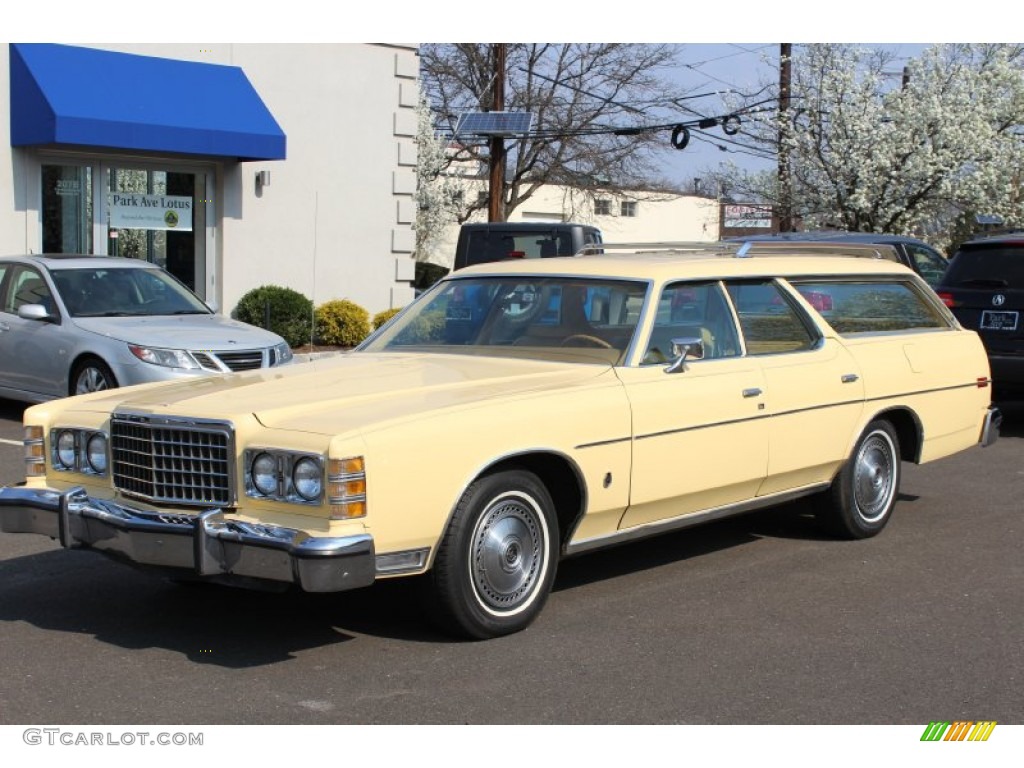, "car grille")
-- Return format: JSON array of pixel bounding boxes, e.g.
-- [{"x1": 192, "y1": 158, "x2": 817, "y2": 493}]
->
[
  {"x1": 111, "y1": 414, "x2": 234, "y2": 507},
  {"x1": 191, "y1": 350, "x2": 266, "y2": 372}
]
